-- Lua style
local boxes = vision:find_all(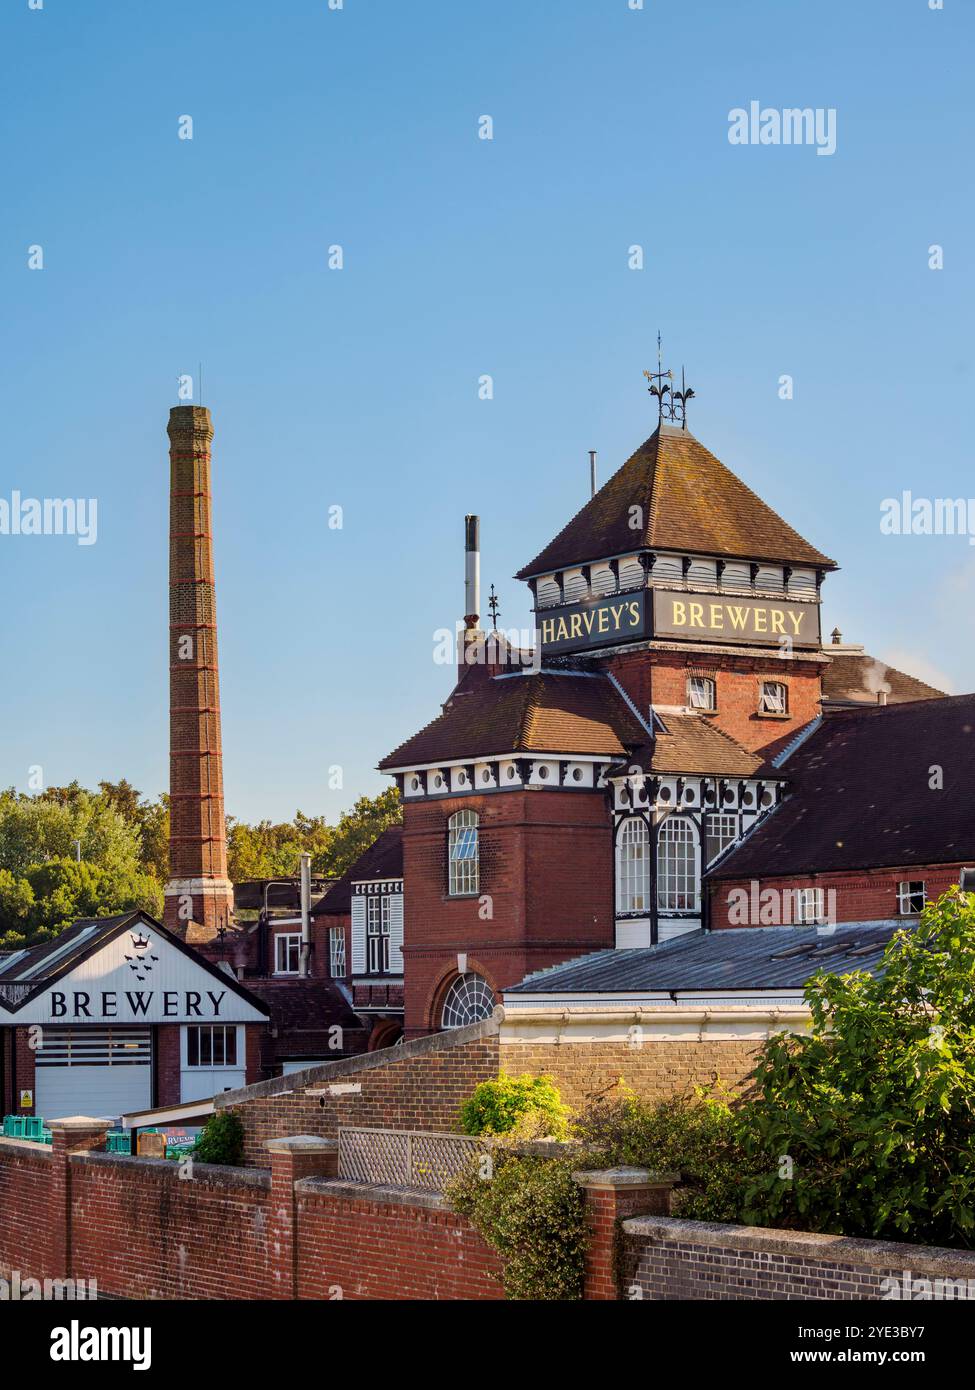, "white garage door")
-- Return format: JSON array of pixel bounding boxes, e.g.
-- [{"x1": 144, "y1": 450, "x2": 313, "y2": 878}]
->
[{"x1": 35, "y1": 1027, "x2": 152, "y2": 1122}]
